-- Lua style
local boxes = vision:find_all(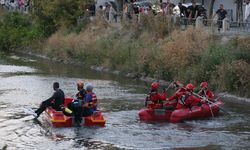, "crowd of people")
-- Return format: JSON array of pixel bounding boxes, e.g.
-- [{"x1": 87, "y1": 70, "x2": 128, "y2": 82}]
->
[
  {"x1": 123, "y1": 0, "x2": 207, "y2": 21},
  {"x1": 145, "y1": 81, "x2": 215, "y2": 111},
  {"x1": 0, "y1": 0, "x2": 30, "y2": 12},
  {"x1": 95, "y1": 0, "x2": 250, "y2": 31}
]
